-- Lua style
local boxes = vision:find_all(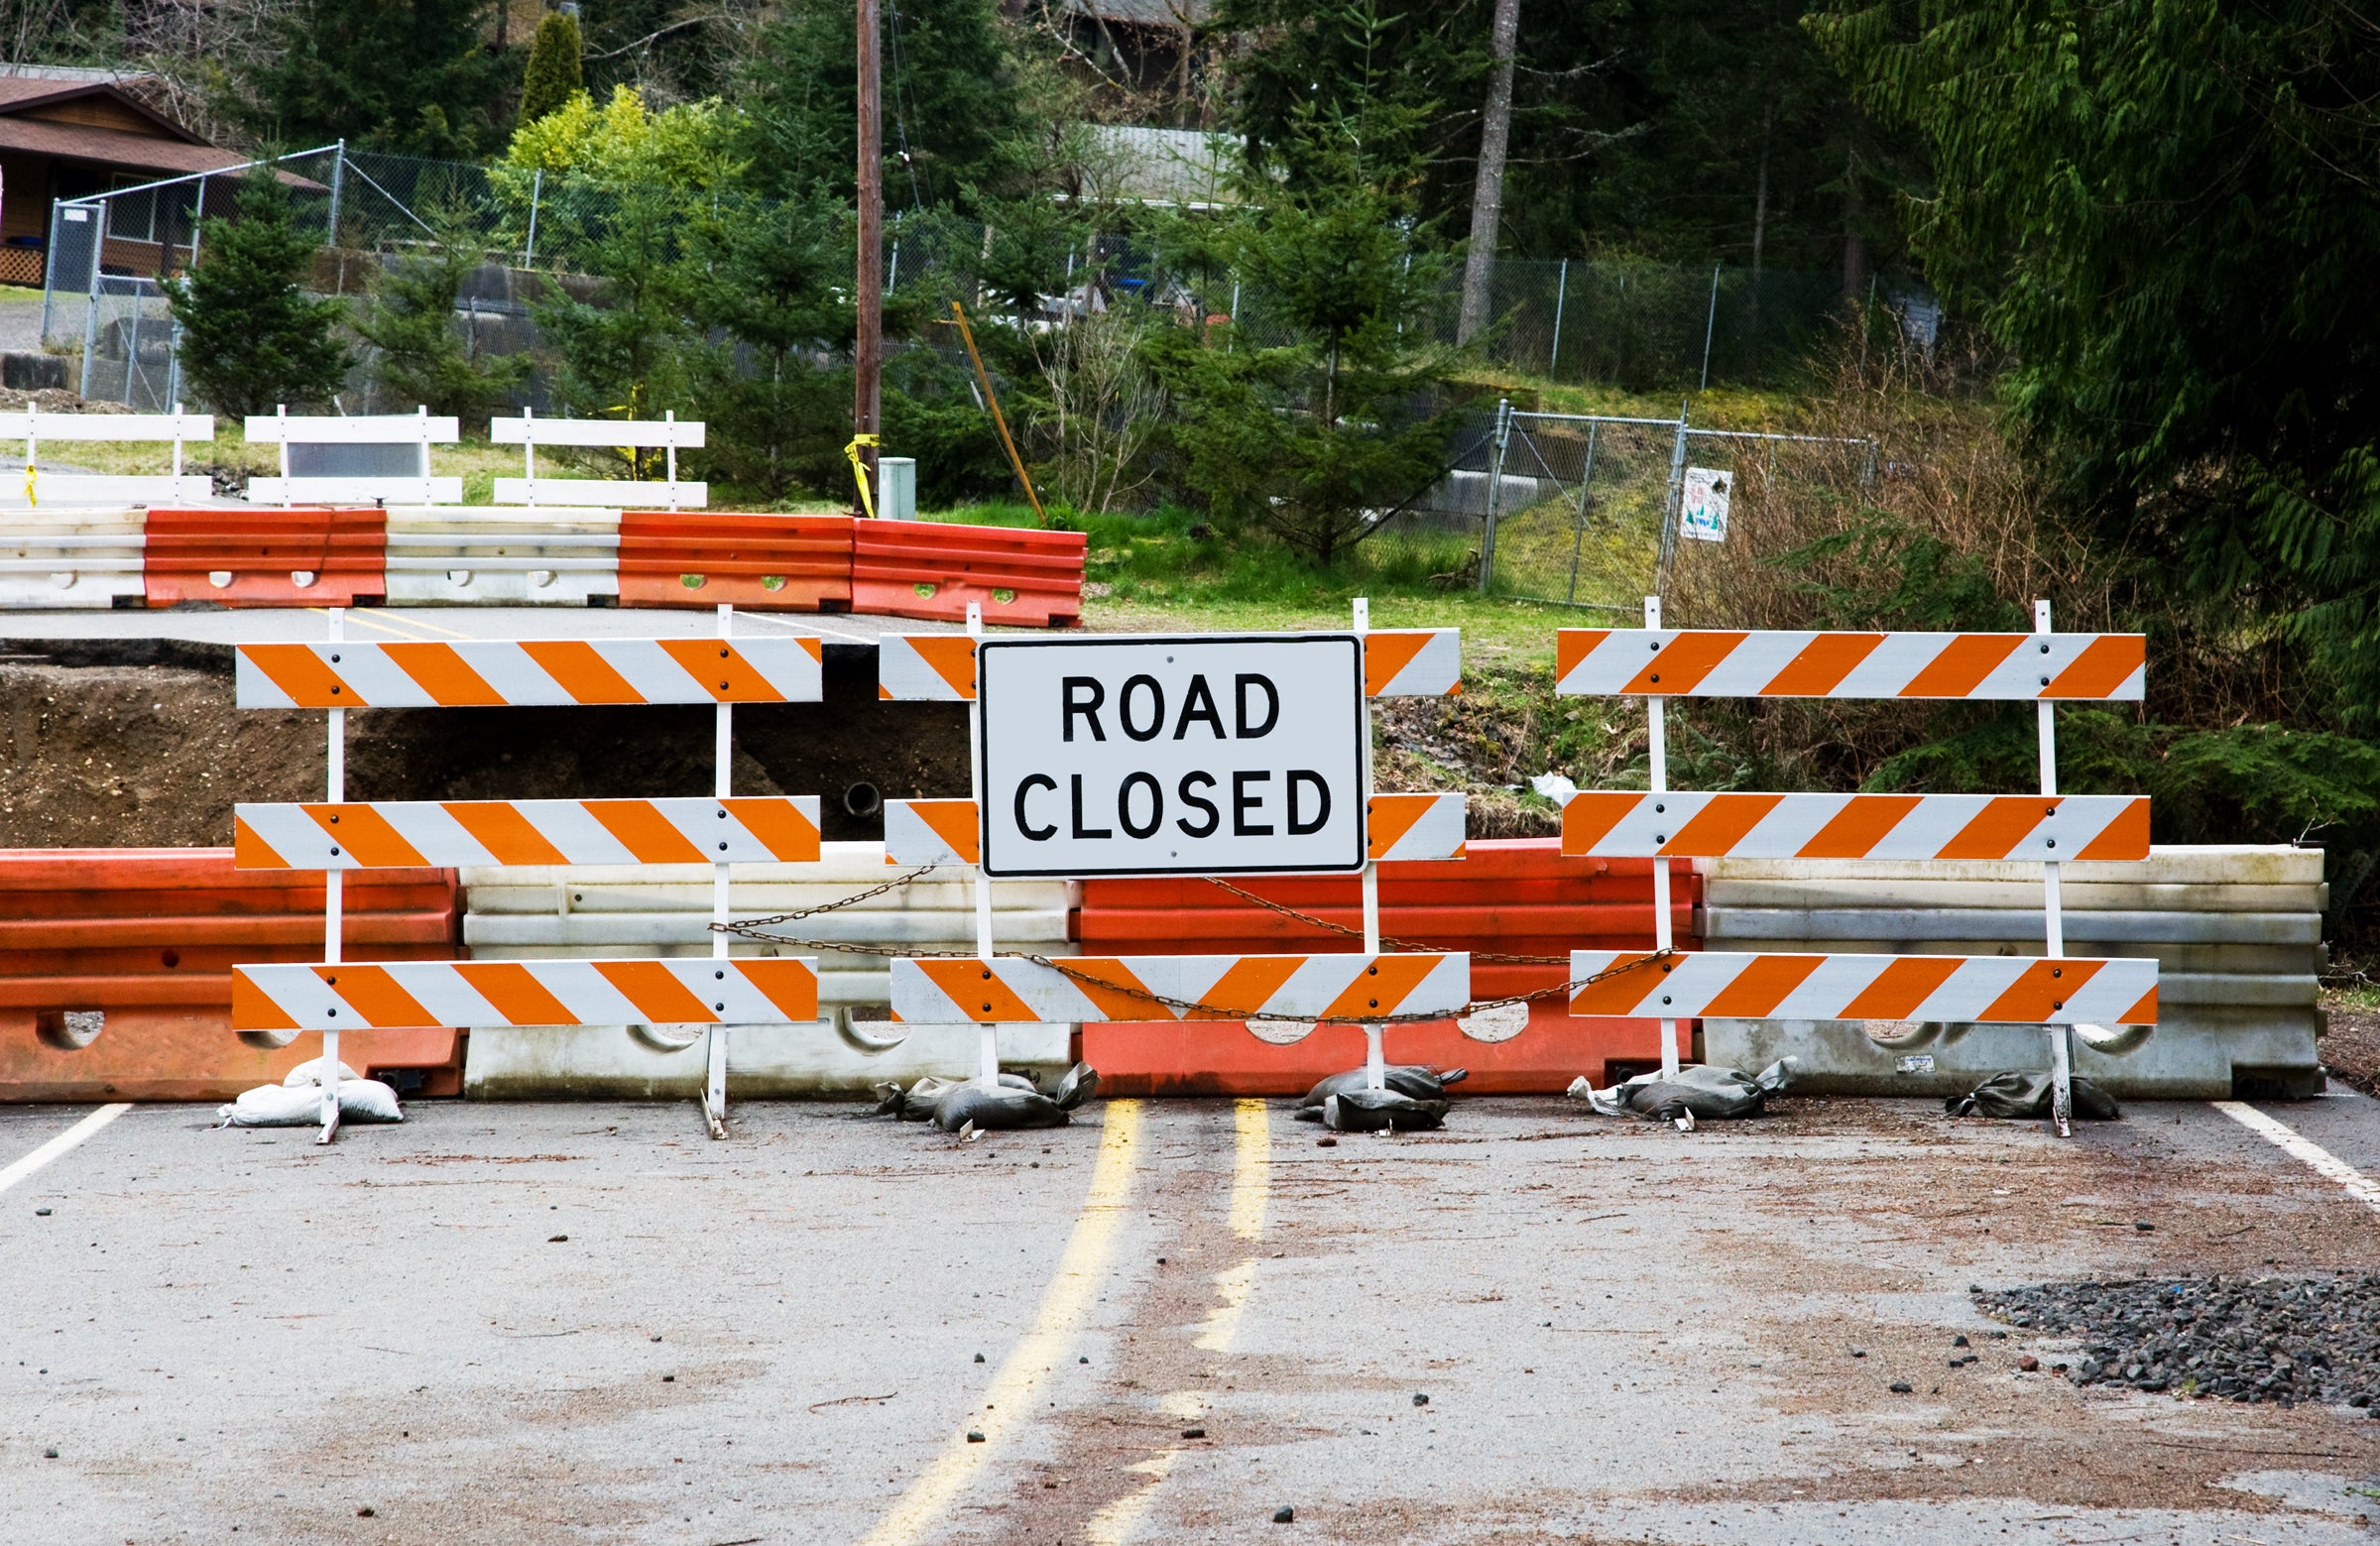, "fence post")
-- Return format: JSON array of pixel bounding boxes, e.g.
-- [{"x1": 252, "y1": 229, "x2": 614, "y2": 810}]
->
[
  {"x1": 325, "y1": 140, "x2": 346, "y2": 251},
  {"x1": 1699, "y1": 262, "x2": 1721, "y2": 392},
  {"x1": 78, "y1": 221, "x2": 102, "y2": 404},
  {"x1": 524, "y1": 169, "x2": 541, "y2": 269},
  {"x1": 1655, "y1": 401, "x2": 1688, "y2": 591},
  {"x1": 1564, "y1": 417, "x2": 1600, "y2": 603},
  {"x1": 1548, "y1": 257, "x2": 1568, "y2": 380},
  {"x1": 1479, "y1": 397, "x2": 1511, "y2": 596}
]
